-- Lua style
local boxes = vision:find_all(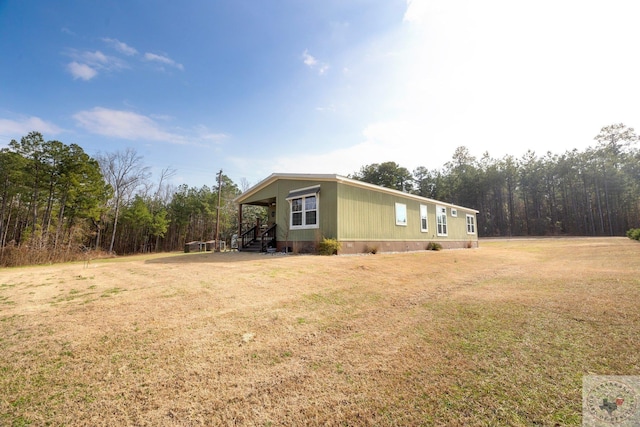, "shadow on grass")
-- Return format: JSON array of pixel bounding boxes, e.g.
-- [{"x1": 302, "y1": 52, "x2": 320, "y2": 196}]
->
[{"x1": 144, "y1": 251, "x2": 292, "y2": 264}]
